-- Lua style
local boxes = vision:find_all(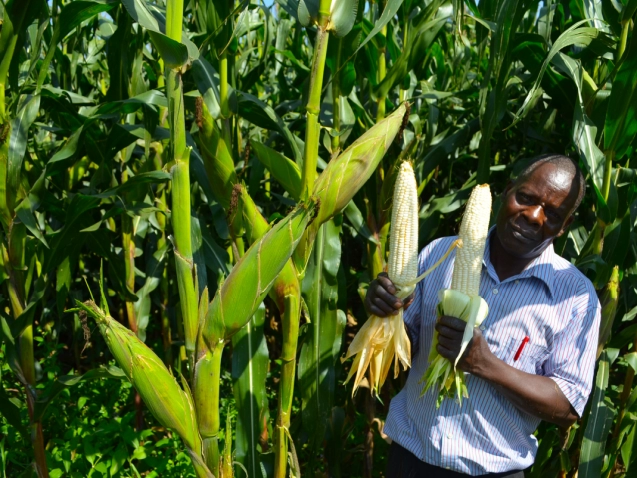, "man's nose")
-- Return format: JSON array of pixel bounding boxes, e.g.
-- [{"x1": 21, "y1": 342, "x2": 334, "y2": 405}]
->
[{"x1": 523, "y1": 205, "x2": 544, "y2": 226}]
